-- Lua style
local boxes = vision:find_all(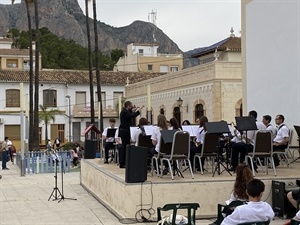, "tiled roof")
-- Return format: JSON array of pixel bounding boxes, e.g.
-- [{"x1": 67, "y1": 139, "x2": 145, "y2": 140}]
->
[
  {"x1": 191, "y1": 37, "x2": 241, "y2": 58},
  {"x1": 0, "y1": 48, "x2": 37, "y2": 56},
  {"x1": 0, "y1": 38, "x2": 13, "y2": 43},
  {"x1": 0, "y1": 69, "x2": 165, "y2": 85}
]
